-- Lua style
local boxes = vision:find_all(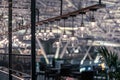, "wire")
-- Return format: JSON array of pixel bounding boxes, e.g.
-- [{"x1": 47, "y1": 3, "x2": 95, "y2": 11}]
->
[
  {"x1": 63, "y1": 19, "x2": 66, "y2": 34},
  {"x1": 72, "y1": 16, "x2": 74, "y2": 36}
]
